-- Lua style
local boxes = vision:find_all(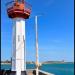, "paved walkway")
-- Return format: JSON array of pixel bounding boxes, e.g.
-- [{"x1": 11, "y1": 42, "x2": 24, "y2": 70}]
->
[
  {"x1": 27, "y1": 70, "x2": 33, "y2": 75},
  {"x1": 26, "y1": 69, "x2": 54, "y2": 75}
]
